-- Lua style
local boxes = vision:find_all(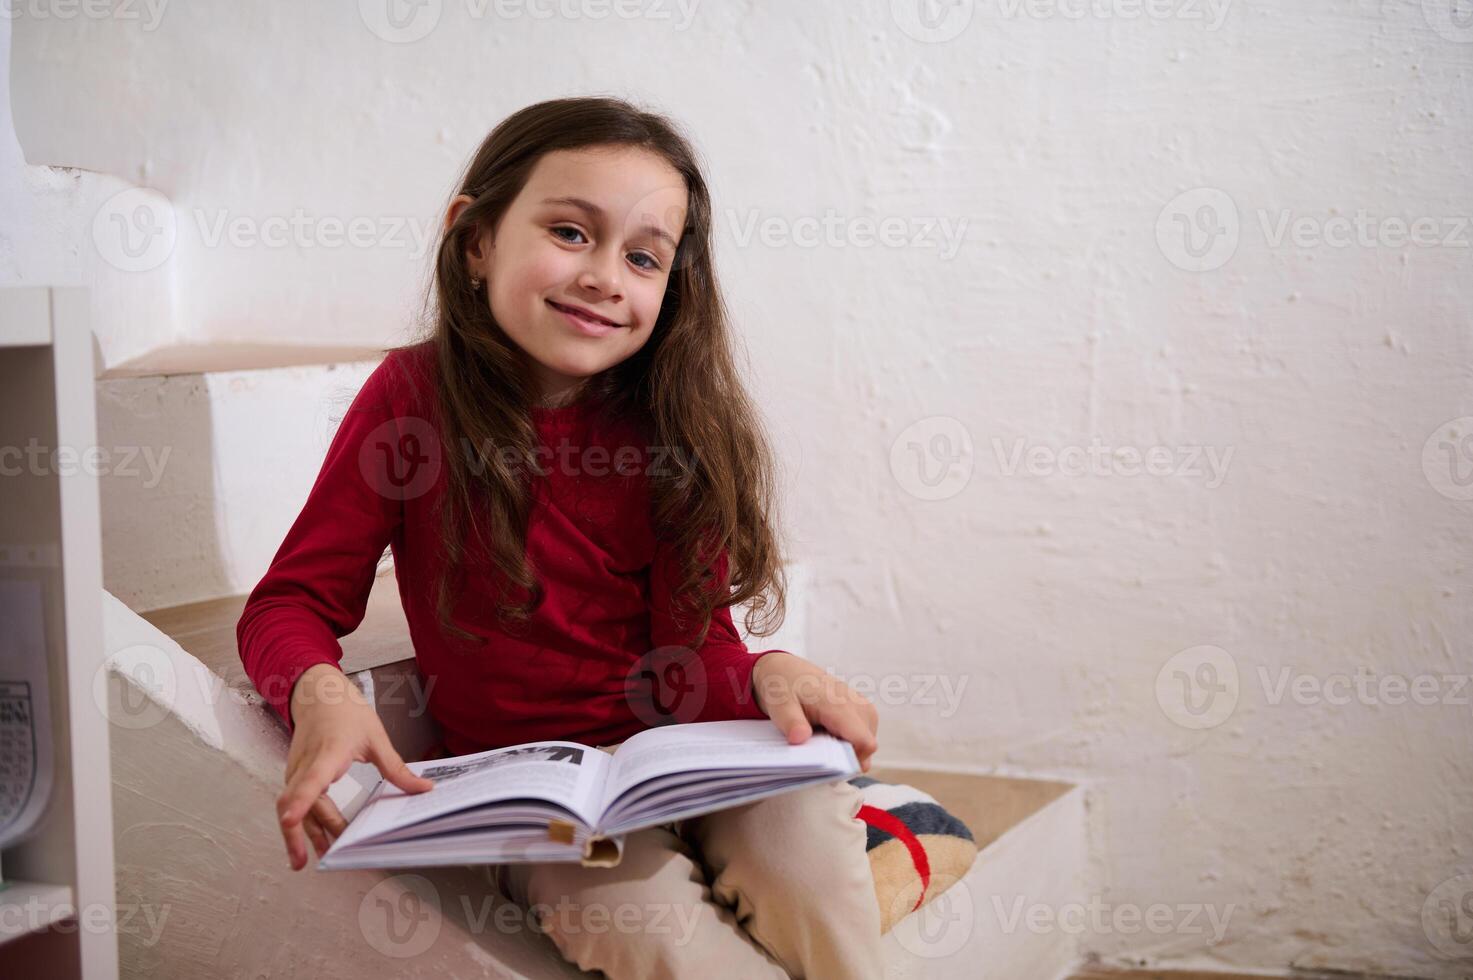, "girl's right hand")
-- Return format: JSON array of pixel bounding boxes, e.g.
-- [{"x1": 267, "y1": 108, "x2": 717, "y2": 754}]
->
[{"x1": 277, "y1": 663, "x2": 436, "y2": 871}]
